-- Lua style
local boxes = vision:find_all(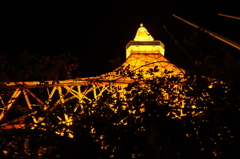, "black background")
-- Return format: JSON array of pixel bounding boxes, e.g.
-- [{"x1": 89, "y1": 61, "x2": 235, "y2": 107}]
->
[{"x1": 0, "y1": 1, "x2": 239, "y2": 76}]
